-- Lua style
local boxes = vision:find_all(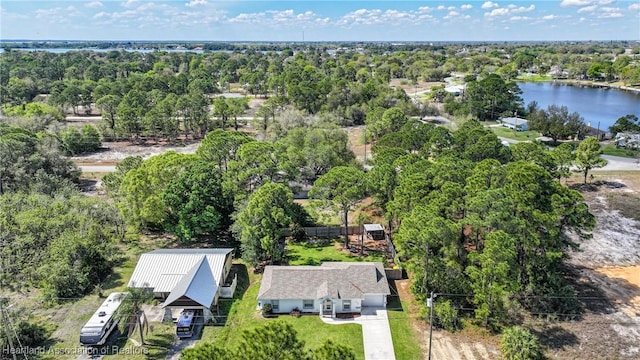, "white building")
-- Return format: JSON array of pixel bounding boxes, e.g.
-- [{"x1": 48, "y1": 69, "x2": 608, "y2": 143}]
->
[
  {"x1": 257, "y1": 262, "x2": 390, "y2": 317},
  {"x1": 500, "y1": 117, "x2": 529, "y2": 131},
  {"x1": 128, "y1": 249, "x2": 236, "y2": 321}
]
